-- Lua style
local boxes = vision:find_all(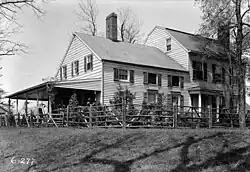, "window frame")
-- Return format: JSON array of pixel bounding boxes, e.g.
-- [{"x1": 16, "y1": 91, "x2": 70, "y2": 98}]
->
[
  {"x1": 166, "y1": 38, "x2": 171, "y2": 51},
  {"x1": 192, "y1": 60, "x2": 207, "y2": 81},
  {"x1": 74, "y1": 60, "x2": 79, "y2": 76},
  {"x1": 87, "y1": 55, "x2": 93, "y2": 71},
  {"x1": 113, "y1": 68, "x2": 134, "y2": 82},
  {"x1": 172, "y1": 76, "x2": 180, "y2": 87}
]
